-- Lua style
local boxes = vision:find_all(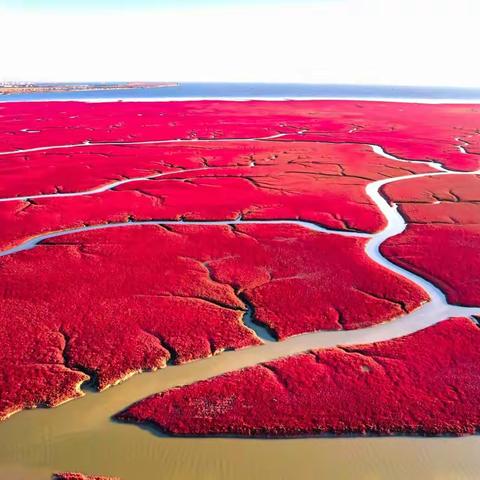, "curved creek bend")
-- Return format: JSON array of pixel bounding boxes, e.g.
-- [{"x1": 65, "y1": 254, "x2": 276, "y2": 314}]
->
[{"x1": 0, "y1": 133, "x2": 479, "y2": 479}]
